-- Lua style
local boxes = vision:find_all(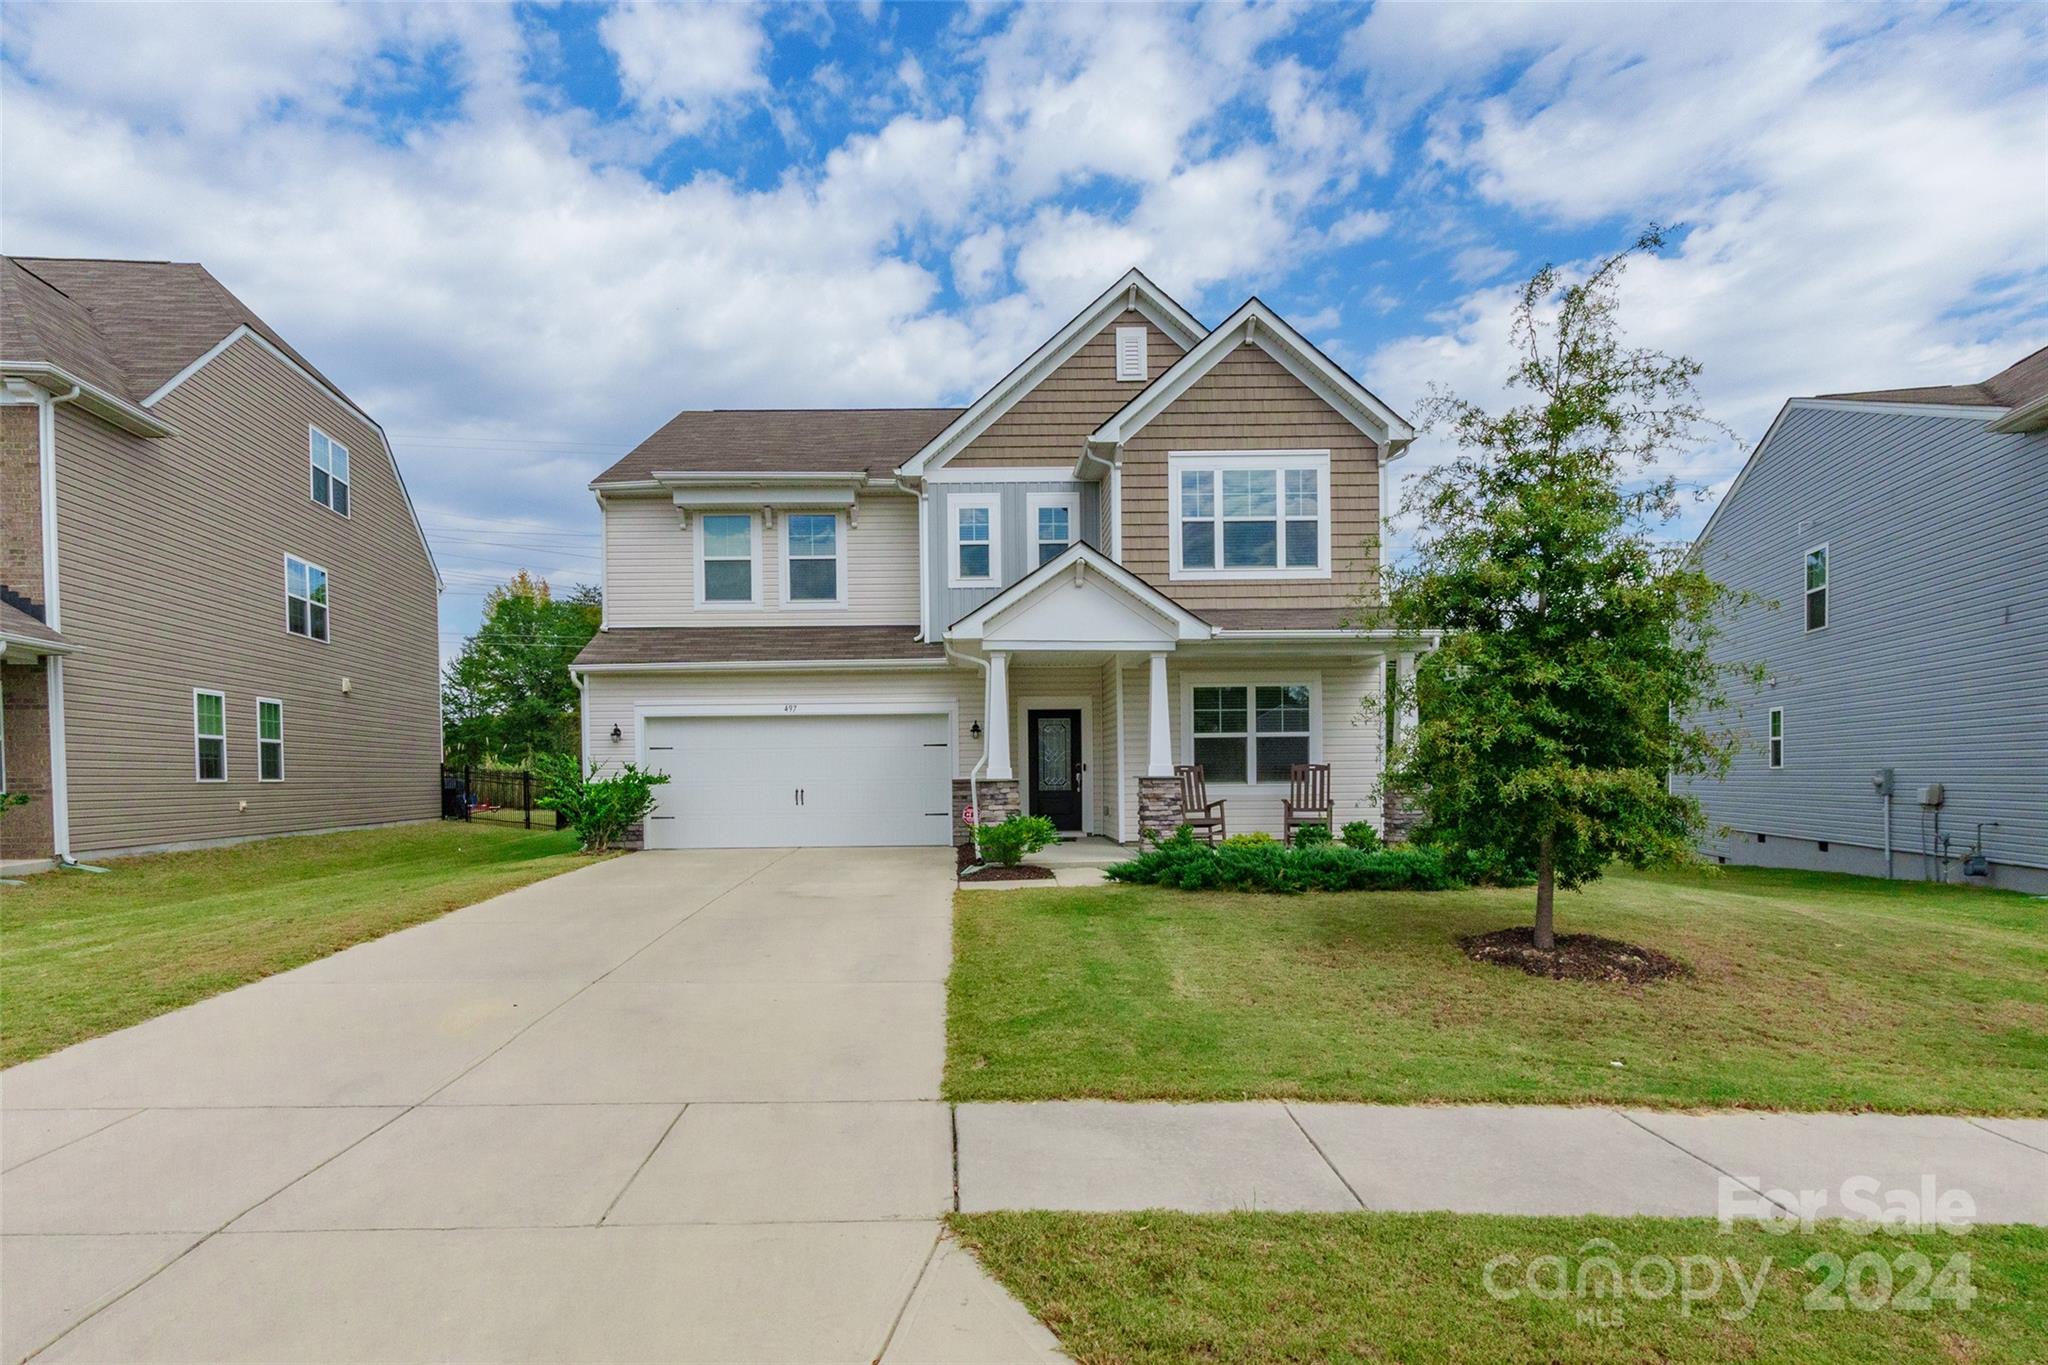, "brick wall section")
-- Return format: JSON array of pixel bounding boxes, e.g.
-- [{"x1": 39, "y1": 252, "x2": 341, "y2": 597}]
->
[
  {"x1": 1, "y1": 659, "x2": 55, "y2": 860},
  {"x1": 1, "y1": 405, "x2": 43, "y2": 607},
  {"x1": 1137, "y1": 775, "x2": 1183, "y2": 841}
]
